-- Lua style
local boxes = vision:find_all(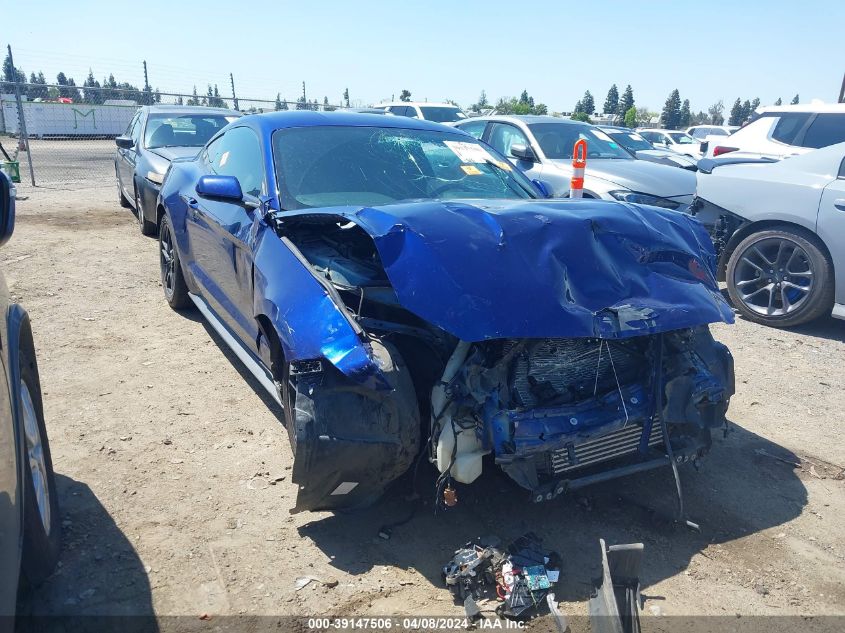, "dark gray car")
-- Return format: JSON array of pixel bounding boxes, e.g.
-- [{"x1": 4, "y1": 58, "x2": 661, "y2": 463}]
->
[
  {"x1": 115, "y1": 105, "x2": 241, "y2": 235},
  {"x1": 0, "y1": 172, "x2": 60, "y2": 620}
]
